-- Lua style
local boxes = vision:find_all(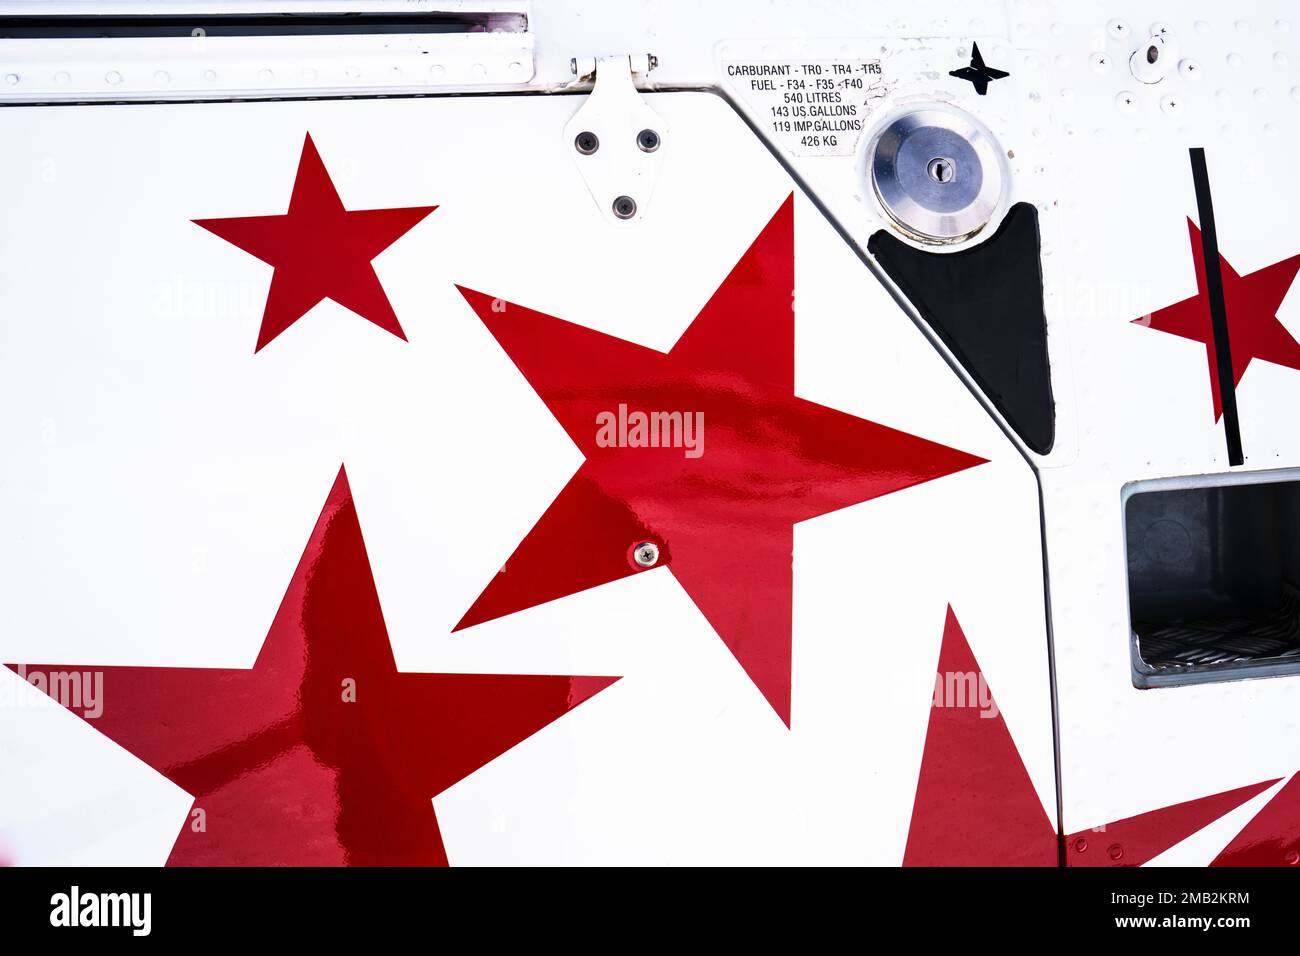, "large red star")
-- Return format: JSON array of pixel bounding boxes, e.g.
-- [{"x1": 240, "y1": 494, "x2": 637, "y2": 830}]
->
[
  {"x1": 1134, "y1": 219, "x2": 1300, "y2": 420},
  {"x1": 454, "y1": 195, "x2": 986, "y2": 726},
  {"x1": 8, "y1": 468, "x2": 616, "y2": 866},
  {"x1": 194, "y1": 133, "x2": 436, "y2": 352}
]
